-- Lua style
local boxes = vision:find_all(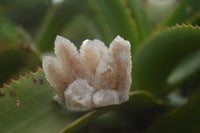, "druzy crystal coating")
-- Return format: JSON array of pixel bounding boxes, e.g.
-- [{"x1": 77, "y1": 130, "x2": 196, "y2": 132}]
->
[{"x1": 43, "y1": 35, "x2": 132, "y2": 111}]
